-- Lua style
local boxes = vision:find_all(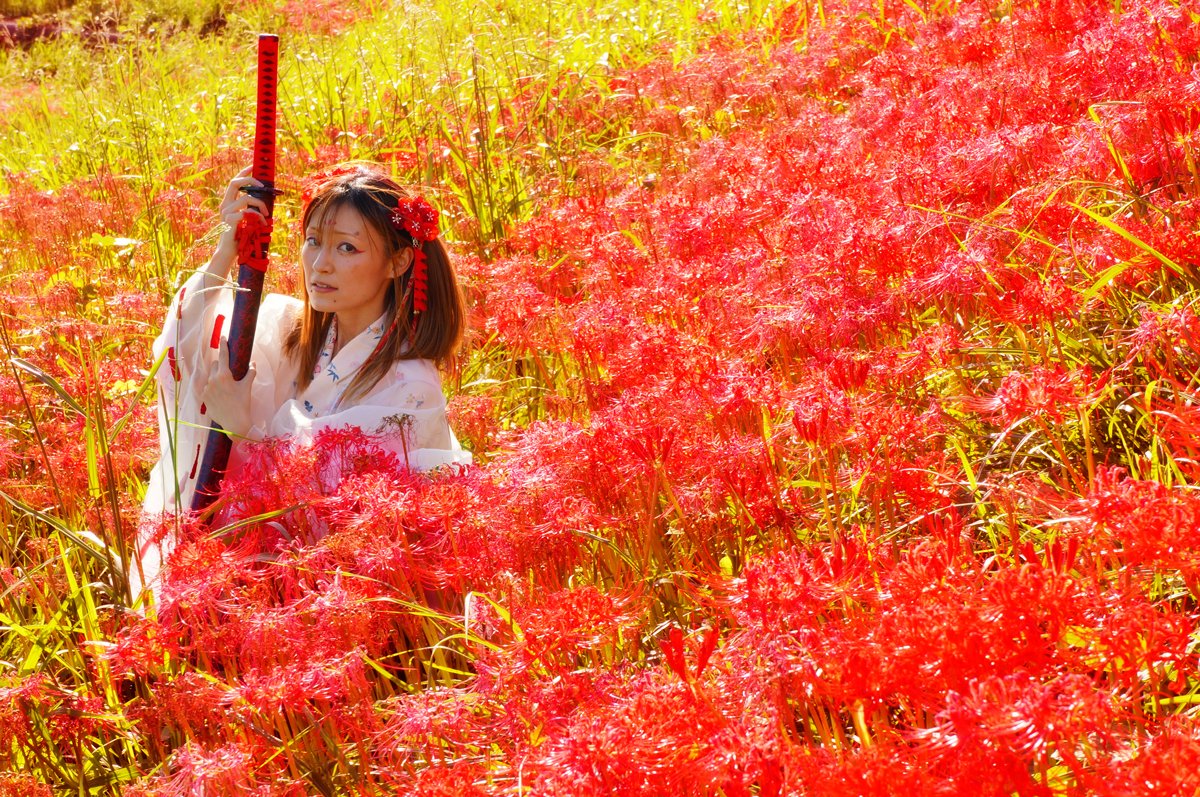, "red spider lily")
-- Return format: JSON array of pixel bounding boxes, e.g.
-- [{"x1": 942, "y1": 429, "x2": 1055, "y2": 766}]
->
[
  {"x1": 527, "y1": 669, "x2": 773, "y2": 797},
  {"x1": 134, "y1": 672, "x2": 230, "y2": 746},
  {"x1": 1084, "y1": 718, "x2": 1200, "y2": 796},
  {"x1": 1077, "y1": 468, "x2": 1200, "y2": 579},
  {"x1": 0, "y1": 774, "x2": 52, "y2": 797},
  {"x1": 145, "y1": 741, "x2": 307, "y2": 797},
  {"x1": 964, "y1": 365, "x2": 1093, "y2": 425}
]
